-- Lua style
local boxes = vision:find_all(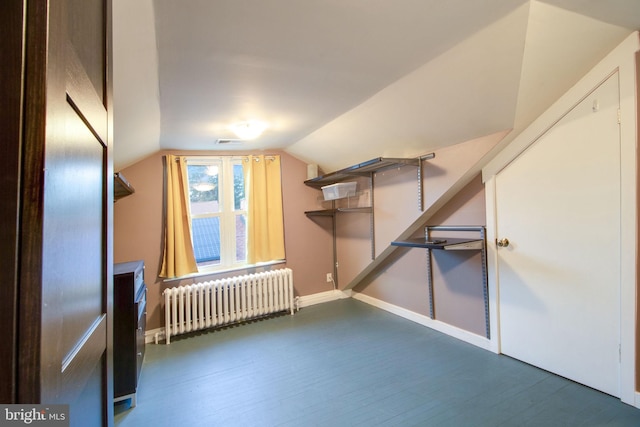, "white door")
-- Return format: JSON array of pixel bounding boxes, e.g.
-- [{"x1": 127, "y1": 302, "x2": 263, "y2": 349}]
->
[{"x1": 495, "y1": 73, "x2": 621, "y2": 396}]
